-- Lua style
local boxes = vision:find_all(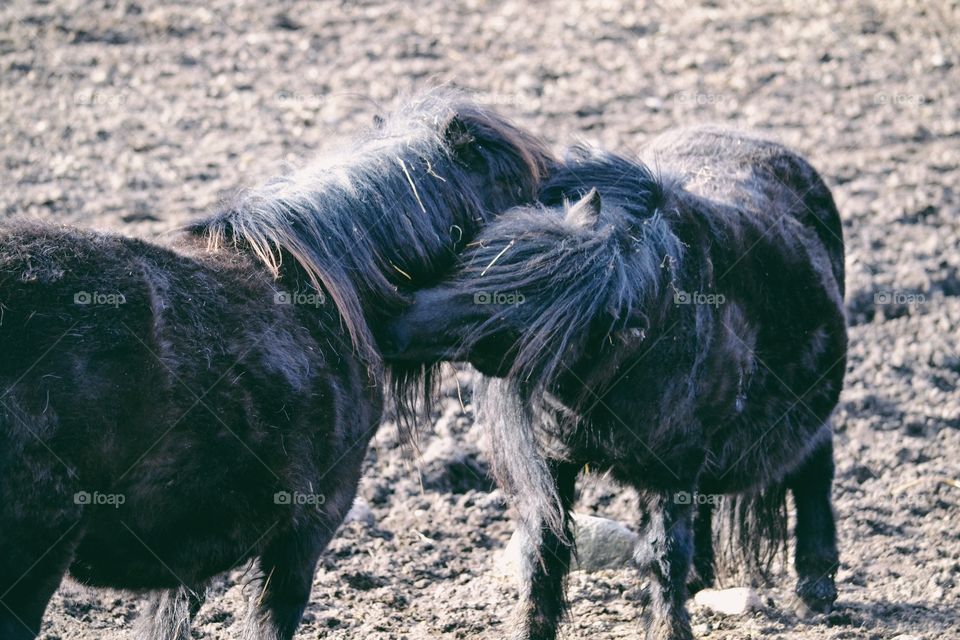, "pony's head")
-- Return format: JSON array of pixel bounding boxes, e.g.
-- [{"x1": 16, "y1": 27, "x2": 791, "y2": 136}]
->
[
  {"x1": 382, "y1": 147, "x2": 683, "y2": 400},
  {"x1": 381, "y1": 190, "x2": 601, "y2": 375}
]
